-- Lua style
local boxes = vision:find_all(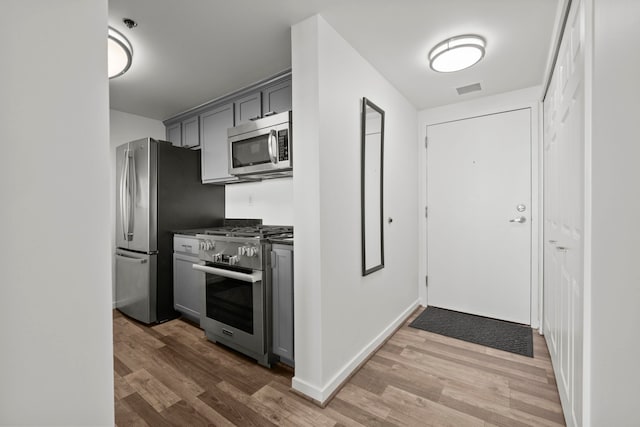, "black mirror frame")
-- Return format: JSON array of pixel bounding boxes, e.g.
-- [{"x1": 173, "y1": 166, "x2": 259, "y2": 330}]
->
[{"x1": 361, "y1": 97, "x2": 385, "y2": 276}]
